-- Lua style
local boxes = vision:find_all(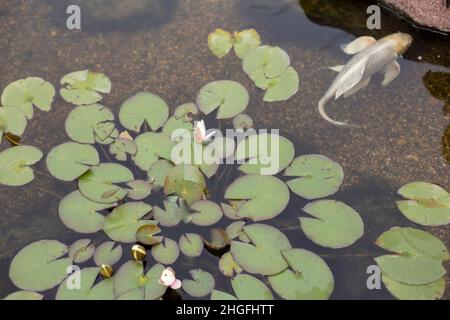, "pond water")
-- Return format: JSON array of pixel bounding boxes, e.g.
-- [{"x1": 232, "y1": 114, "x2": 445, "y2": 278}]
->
[{"x1": 0, "y1": 0, "x2": 449, "y2": 300}]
